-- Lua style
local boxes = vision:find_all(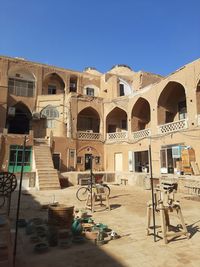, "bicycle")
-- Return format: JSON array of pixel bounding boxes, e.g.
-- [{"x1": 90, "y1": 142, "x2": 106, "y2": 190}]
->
[{"x1": 76, "y1": 174, "x2": 111, "y2": 201}]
